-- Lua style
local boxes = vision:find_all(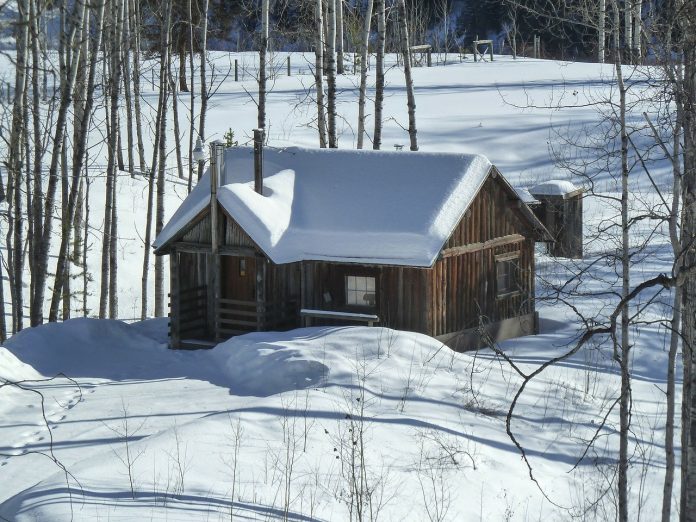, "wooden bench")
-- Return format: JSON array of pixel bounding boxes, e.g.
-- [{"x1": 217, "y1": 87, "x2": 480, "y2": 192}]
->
[{"x1": 300, "y1": 309, "x2": 380, "y2": 327}]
